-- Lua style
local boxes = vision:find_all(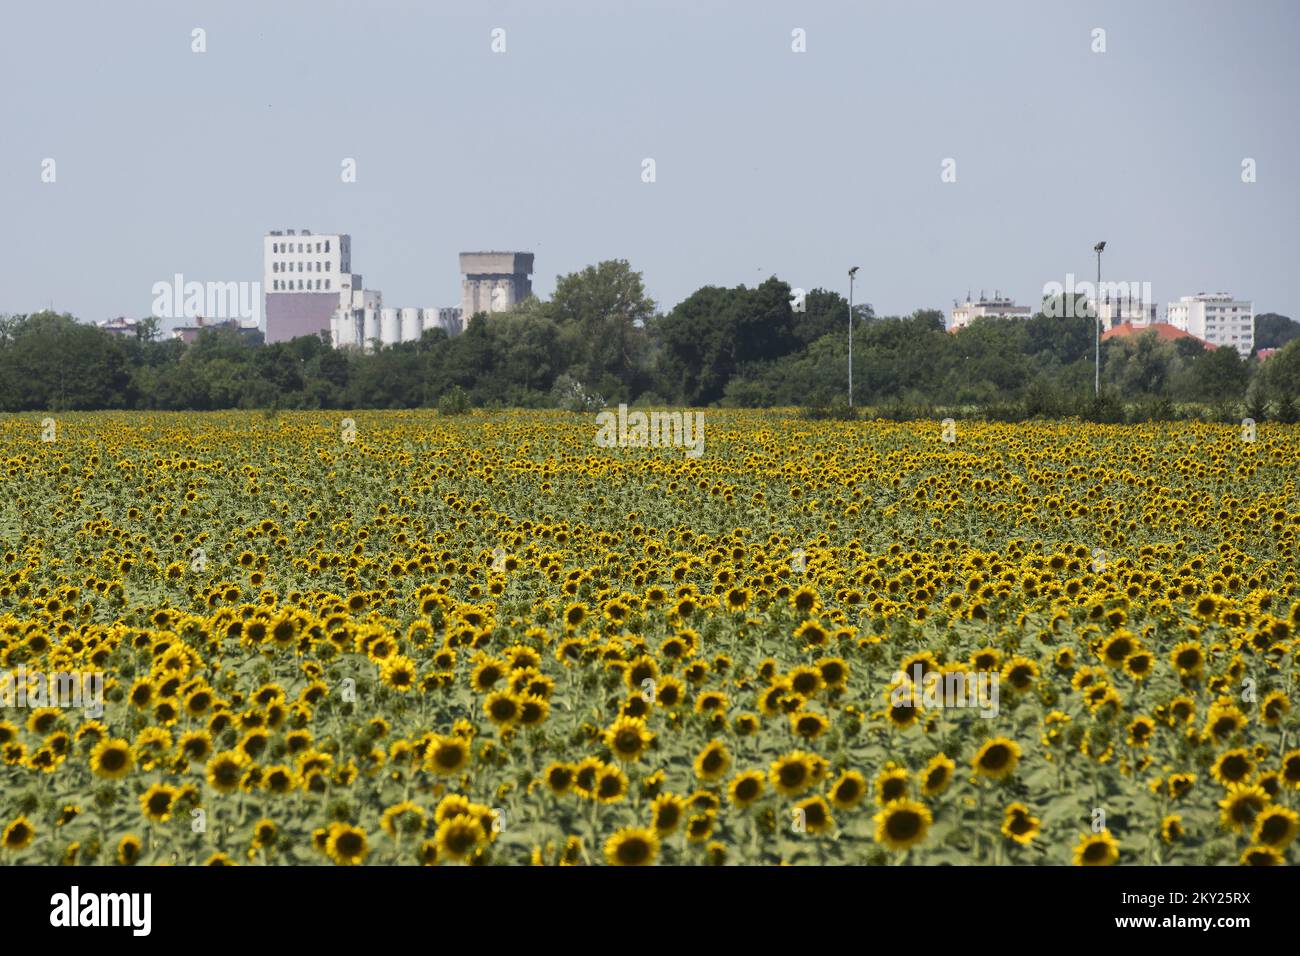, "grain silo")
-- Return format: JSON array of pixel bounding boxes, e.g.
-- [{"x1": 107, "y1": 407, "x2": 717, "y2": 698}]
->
[
  {"x1": 380, "y1": 307, "x2": 400, "y2": 346},
  {"x1": 400, "y1": 307, "x2": 422, "y2": 343},
  {"x1": 362, "y1": 308, "x2": 380, "y2": 349}
]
